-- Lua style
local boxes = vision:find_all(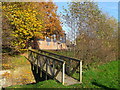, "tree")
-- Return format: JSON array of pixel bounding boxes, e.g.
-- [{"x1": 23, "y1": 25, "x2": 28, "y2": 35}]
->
[
  {"x1": 34, "y1": 2, "x2": 64, "y2": 39},
  {"x1": 2, "y1": 12, "x2": 15, "y2": 53},
  {"x1": 2, "y1": 1, "x2": 64, "y2": 52},
  {"x1": 2, "y1": 2, "x2": 44, "y2": 51},
  {"x1": 62, "y1": 1, "x2": 118, "y2": 66}
]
